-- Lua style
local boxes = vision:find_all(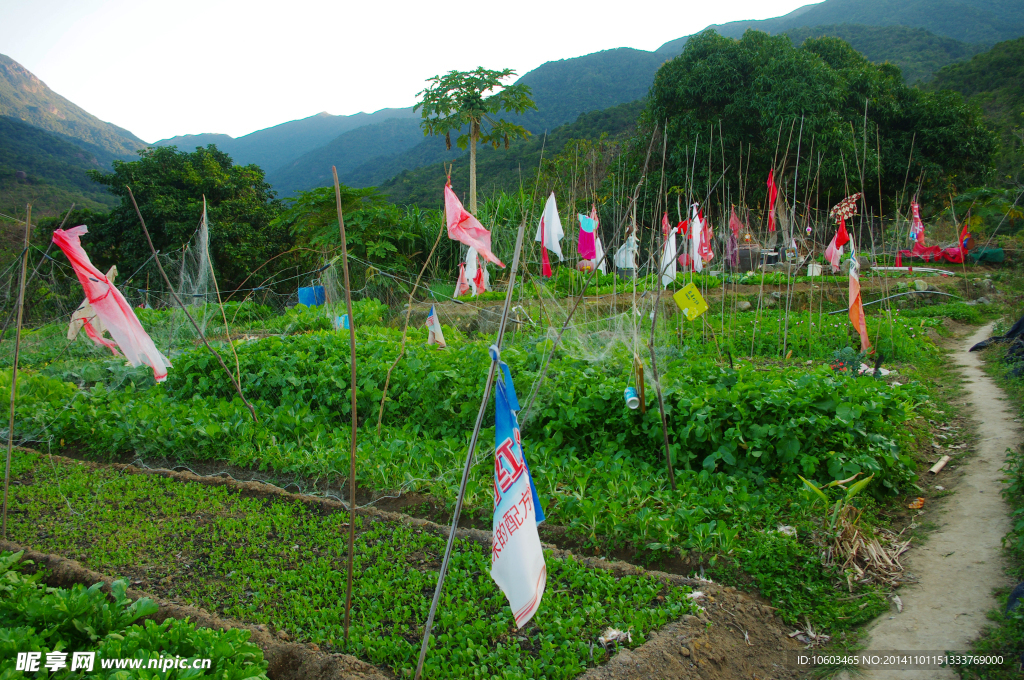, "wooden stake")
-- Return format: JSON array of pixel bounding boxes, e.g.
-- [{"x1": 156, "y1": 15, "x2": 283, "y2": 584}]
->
[
  {"x1": 413, "y1": 213, "x2": 529, "y2": 680},
  {"x1": 376, "y1": 224, "x2": 446, "y2": 434},
  {"x1": 2, "y1": 205, "x2": 31, "y2": 540},
  {"x1": 332, "y1": 167, "x2": 359, "y2": 642},
  {"x1": 126, "y1": 187, "x2": 258, "y2": 422}
]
